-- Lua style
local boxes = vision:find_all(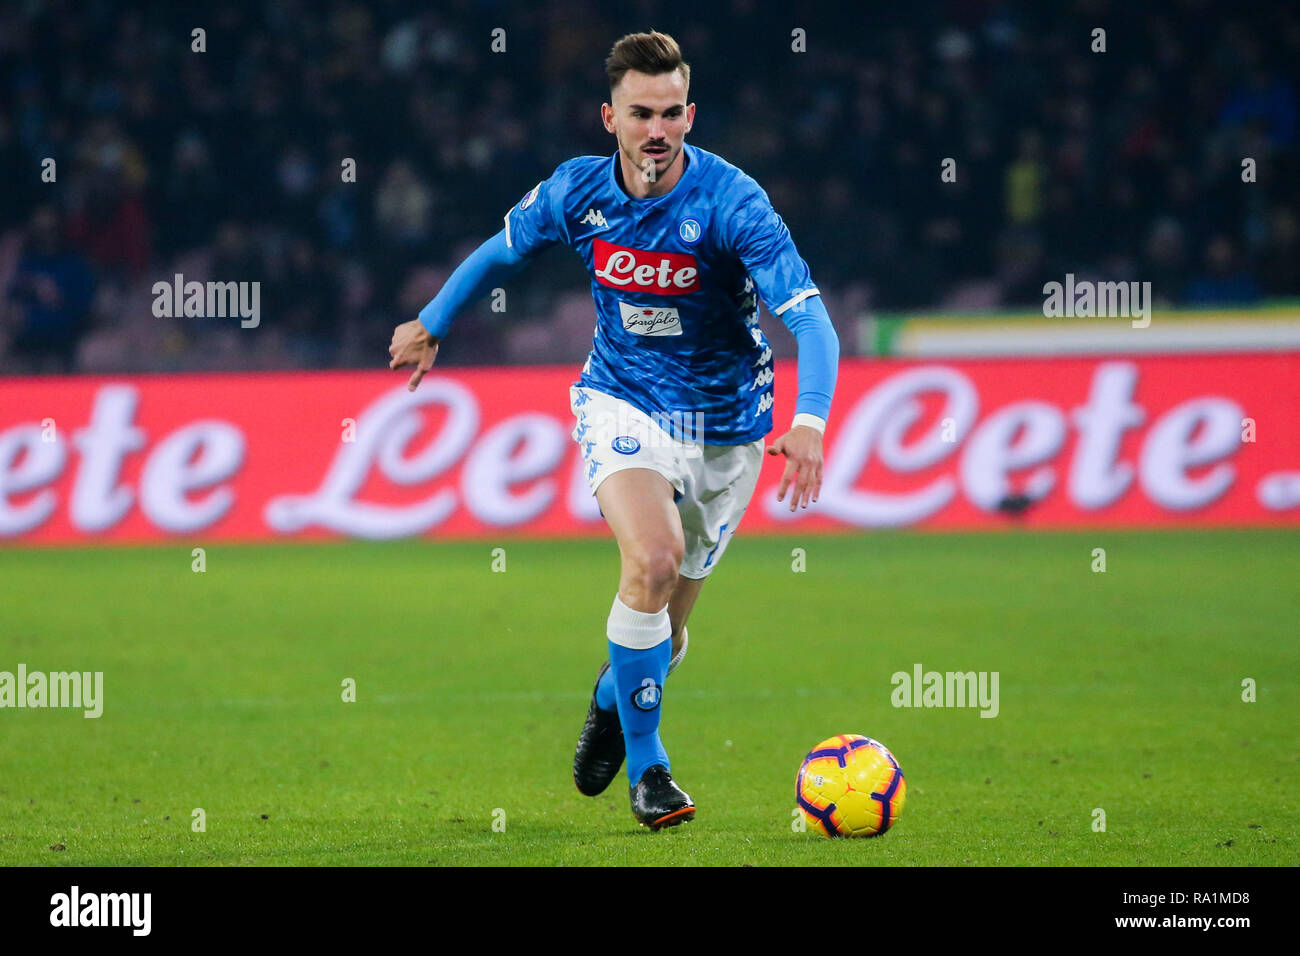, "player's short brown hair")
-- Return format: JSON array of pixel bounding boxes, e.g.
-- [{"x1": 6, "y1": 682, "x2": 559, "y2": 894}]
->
[{"x1": 605, "y1": 31, "x2": 690, "y2": 93}]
